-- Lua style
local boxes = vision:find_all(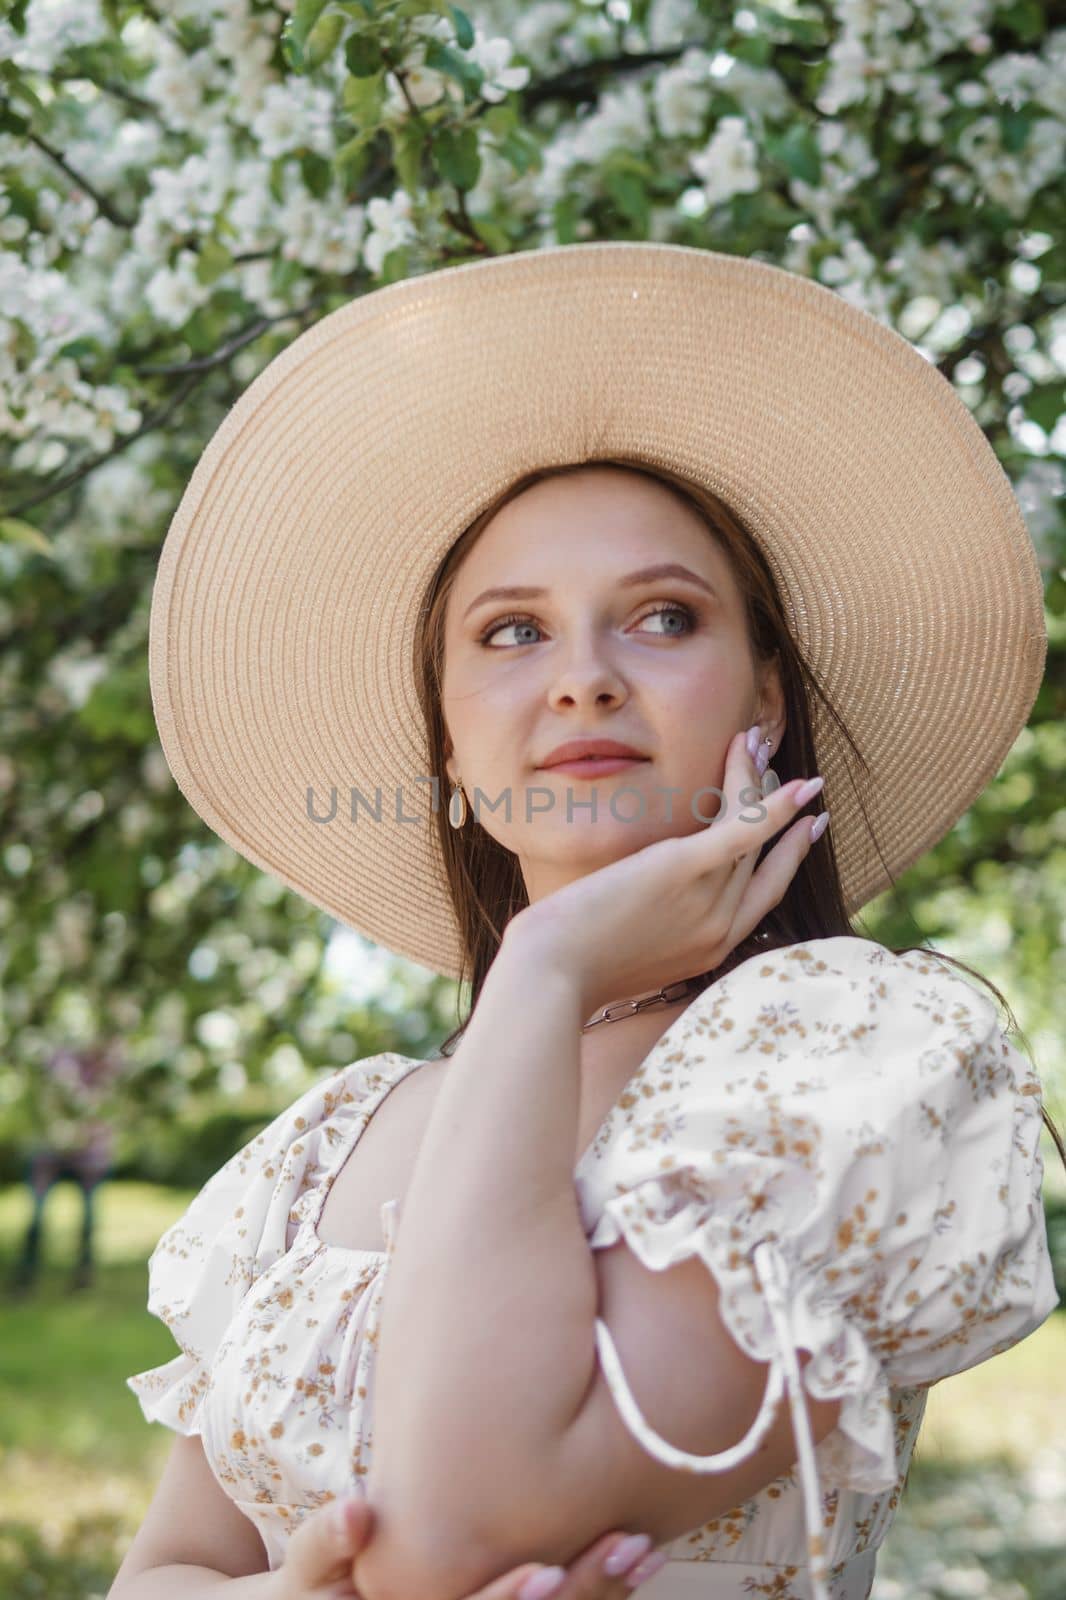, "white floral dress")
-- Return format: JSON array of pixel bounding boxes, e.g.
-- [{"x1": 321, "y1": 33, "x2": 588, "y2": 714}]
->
[{"x1": 128, "y1": 936, "x2": 1060, "y2": 1598}]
